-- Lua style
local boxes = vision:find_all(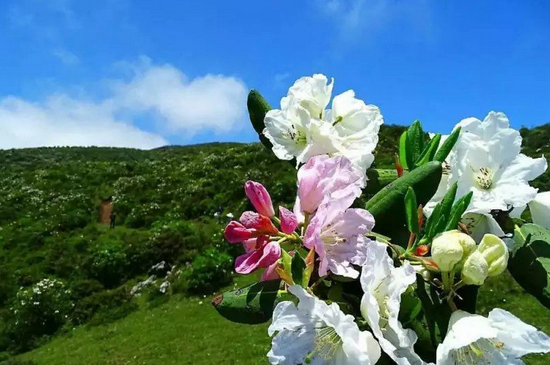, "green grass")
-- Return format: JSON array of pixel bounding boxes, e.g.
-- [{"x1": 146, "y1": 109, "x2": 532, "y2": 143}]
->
[
  {"x1": 14, "y1": 272, "x2": 550, "y2": 365},
  {"x1": 18, "y1": 275, "x2": 271, "y2": 365}
]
